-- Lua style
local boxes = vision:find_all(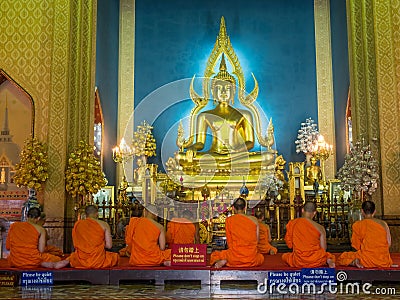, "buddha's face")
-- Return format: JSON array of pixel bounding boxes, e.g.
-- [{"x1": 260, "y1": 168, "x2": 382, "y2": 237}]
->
[{"x1": 213, "y1": 80, "x2": 234, "y2": 104}]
